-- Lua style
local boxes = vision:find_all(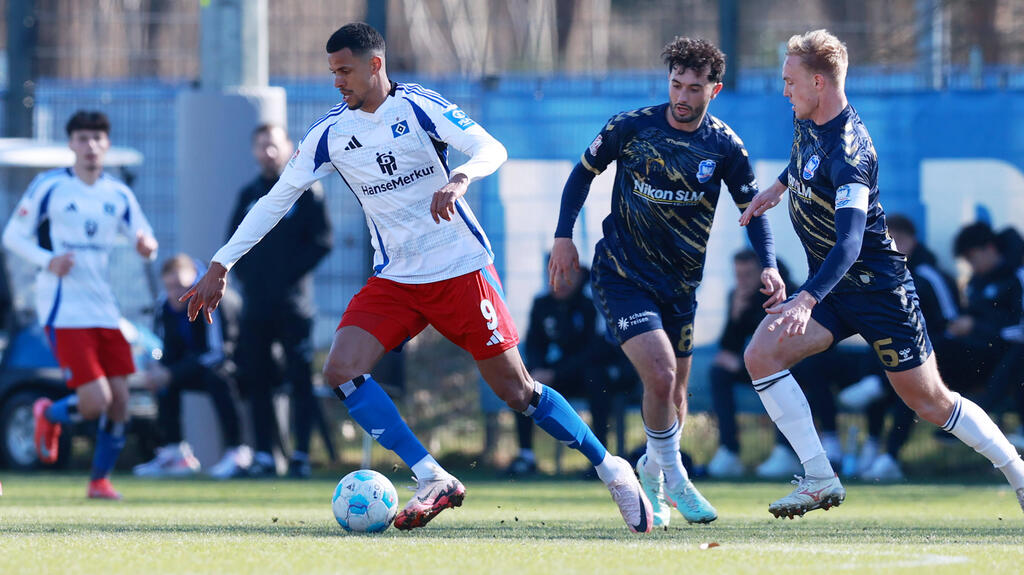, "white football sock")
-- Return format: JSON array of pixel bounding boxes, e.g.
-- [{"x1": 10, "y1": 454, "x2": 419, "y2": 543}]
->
[
  {"x1": 411, "y1": 454, "x2": 445, "y2": 481},
  {"x1": 594, "y1": 452, "x2": 619, "y2": 485},
  {"x1": 645, "y1": 420, "x2": 689, "y2": 490},
  {"x1": 753, "y1": 370, "x2": 834, "y2": 478},
  {"x1": 944, "y1": 394, "x2": 1024, "y2": 490}
]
